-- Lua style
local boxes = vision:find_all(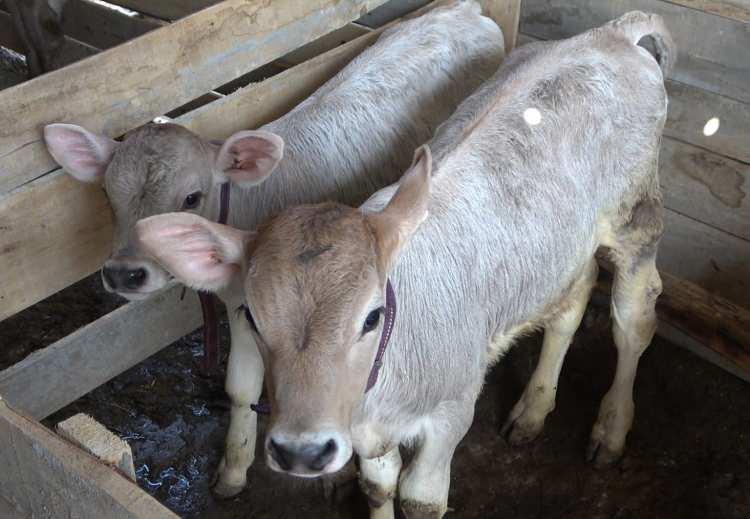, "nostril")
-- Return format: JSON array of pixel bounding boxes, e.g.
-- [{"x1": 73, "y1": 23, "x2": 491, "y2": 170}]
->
[
  {"x1": 310, "y1": 439, "x2": 337, "y2": 471},
  {"x1": 124, "y1": 268, "x2": 147, "y2": 289},
  {"x1": 269, "y1": 439, "x2": 292, "y2": 471}
]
